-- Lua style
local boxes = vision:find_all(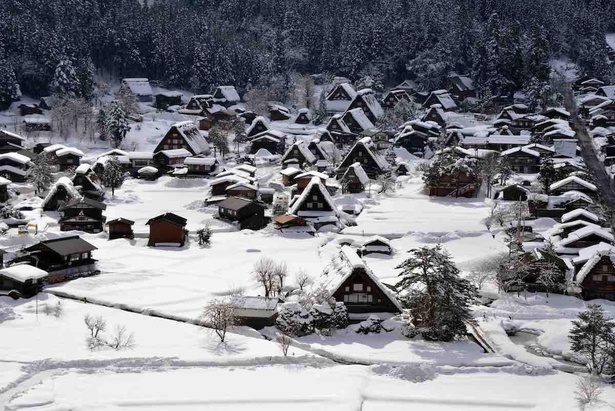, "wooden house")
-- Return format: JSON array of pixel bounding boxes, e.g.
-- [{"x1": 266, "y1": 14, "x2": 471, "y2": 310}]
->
[
  {"x1": 573, "y1": 77, "x2": 605, "y2": 91},
  {"x1": 394, "y1": 129, "x2": 429, "y2": 155},
  {"x1": 542, "y1": 107, "x2": 570, "y2": 120},
  {"x1": 212, "y1": 86, "x2": 241, "y2": 107},
  {"x1": 572, "y1": 244, "x2": 615, "y2": 301},
  {"x1": 56, "y1": 147, "x2": 84, "y2": 171},
  {"x1": 0, "y1": 152, "x2": 31, "y2": 182},
  {"x1": 422, "y1": 90, "x2": 458, "y2": 111},
  {"x1": 183, "y1": 94, "x2": 213, "y2": 114},
  {"x1": 183, "y1": 157, "x2": 218, "y2": 175},
  {"x1": 293, "y1": 108, "x2": 312, "y2": 125},
  {"x1": 421, "y1": 105, "x2": 449, "y2": 127},
  {"x1": 427, "y1": 170, "x2": 478, "y2": 197},
  {"x1": 281, "y1": 141, "x2": 317, "y2": 169},
  {"x1": 154, "y1": 121, "x2": 210, "y2": 156},
  {"x1": 226, "y1": 182, "x2": 258, "y2": 200},
  {"x1": 561, "y1": 209, "x2": 604, "y2": 225},
  {"x1": 360, "y1": 236, "x2": 393, "y2": 256},
  {"x1": 39, "y1": 96, "x2": 57, "y2": 111},
  {"x1": 217, "y1": 197, "x2": 268, "y2": 230},
  {"x1": 342, "y1": 108, "x2": 375, "y2": 135},
  {"x1": 325, "y1": 114, "x2": 353, "y2": 135},
  {"x1": 42, "y1": 177, "x2": 82, "y2": 211},
  {"x1": 288, "y1": 176, "x2": 339, "y2": 230},
  {"x1": 273, "y1": 214, "x2": 310, "y2": 231},
  {"x1": 137, "y1": 166, "x2": 159, "y2": 180},
  {"x1": 11, "y1": 236, "x2": 97, "y2": 283},
  {"x1": 326, "y1": 83, "x2": 357, "y2": 114},
  {"x1": 249, "y1": 130, "x2": 285, "y2": 155},
  {"x1": 246, "y1": 116, "x2": 270, "y2": 138},
  {"x1": 106, "y1": 218, "x2": 134, "y2": 240},
  {"x1": 382, "y1": 89, "x2": 411, "y2": 109},
  {"x1": 555, "y1": 226, "x2": 614, "y2": 255},
  {"x1": 121, "y1": 78, "x2": 153, "y2": 102},
  {"x1": 361, "y1": 129, "x2": 390, "y2": 150},
  {"x1": 229, "y1": 296, "x2": 279, "y2": 329},
  {"x1": 0, "y1": 265, "x2": 48, "y2": 298},
  {"x1": 269, "y1": 104, "x2": 292, "y2": 121},
  {"x1": 59, "y1": 197, "x2": 107, "y2": 233},
  {"x1": 280, "y1": 167, "x2": 303, "y2": 186},
  {"x1": 210, "y1": 174, "x2": 254, "y2": 196},
  {"x1": 154, "y1": 148, "x2": 192, "y2": 169},
  {"x1": 146, "y1": 213, "x2": 188, "y2": 247},
  {"x1": 500, "y1": 146, "x2": 541, "y2": 174},
  {"x1": 18, "y1": 104, "x2": 43, "y2": 117},
  {"x1": 71, "y1": 164, "x2": 105, "y2": 201},
  {"x1": 318, "y1": 130, "x2": 337, "y2": 145},
  {"x1": 294, "y1": 171, "x2": 328, "y2": 192},
  {"x1": 447, "y1": 74, "x2": 476, "y2": 100},
  {"x1": 550, "y1": 176, "x2": 597, "y2": 196},
  {"x1": 393, "y1": 80, "x2": 418, "y2": 94},
  {"x1": 155, "y1": 92, "x2": 183, "y2": 110},
  {"x1": 495, "y1": 184, "x2": 530, "y2": 201},
  {"x1": 23, "y1": 116, "x2": 51, "y2": 132},
  {"x1": 315, "y1": 246, "x2": 402, "y2": 316},
  {"x1": 340, "y1": 162, "x2": 369, "y2": 194},
  {"x1": 0, "y1": 130, "x2": 25, "y2": 153},
  {"x1": 336, "y1": 137, "x2": 390, "y2": 178},
  {"x1": 346, "y1": 89, "x2": 384, "y2": 123}
]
